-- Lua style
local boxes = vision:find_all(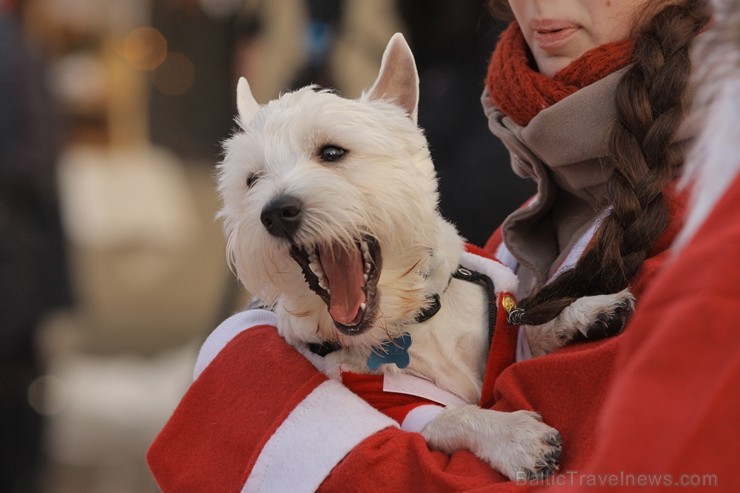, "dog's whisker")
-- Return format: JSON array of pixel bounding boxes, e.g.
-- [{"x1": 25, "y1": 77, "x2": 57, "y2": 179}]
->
[{"x1": 400, "y1": 258, "x2": 424, "y2": 278}]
